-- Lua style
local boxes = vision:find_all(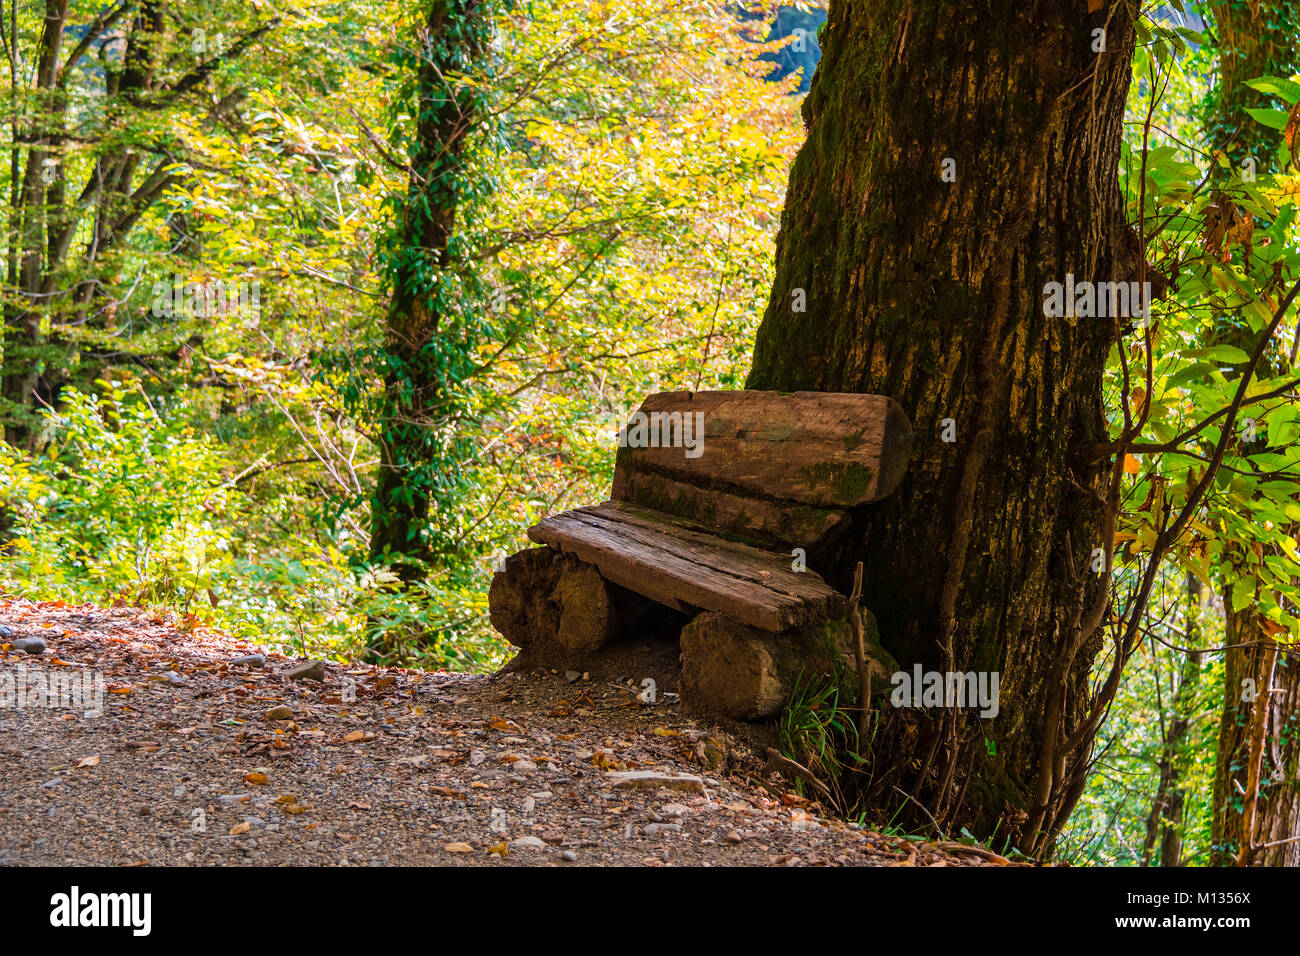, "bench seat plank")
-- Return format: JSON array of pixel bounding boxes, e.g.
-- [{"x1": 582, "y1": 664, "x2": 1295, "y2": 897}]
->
[{"x1": 527, "y1": 502, "x2": 846, "y2": 631}]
